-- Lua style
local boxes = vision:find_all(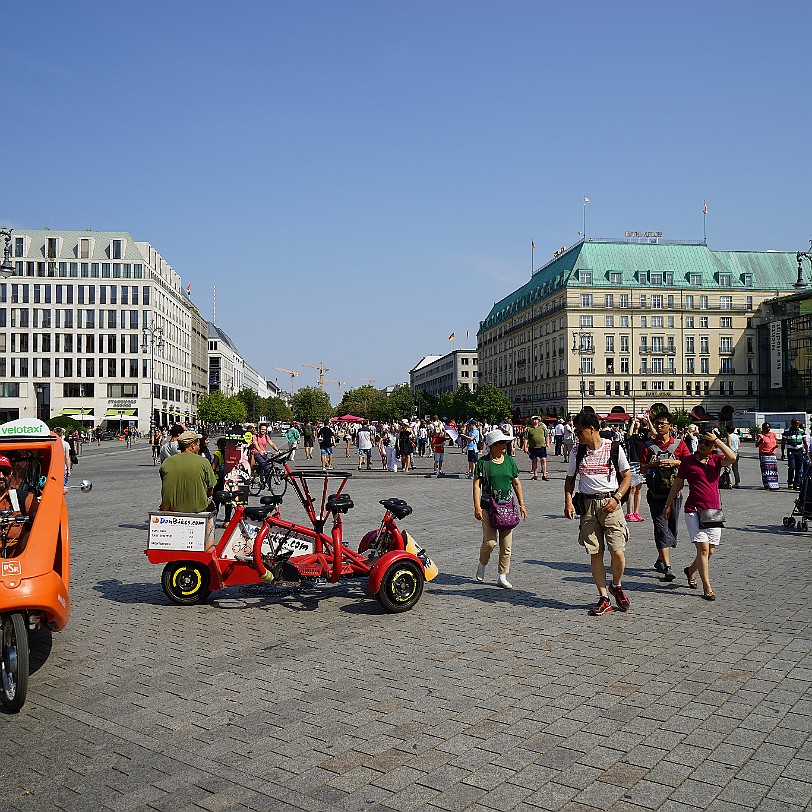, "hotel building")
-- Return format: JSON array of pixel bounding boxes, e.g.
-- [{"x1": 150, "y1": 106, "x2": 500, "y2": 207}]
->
[{"x1": 477, "y1": 237, "x2": 798, "y2": 420}]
